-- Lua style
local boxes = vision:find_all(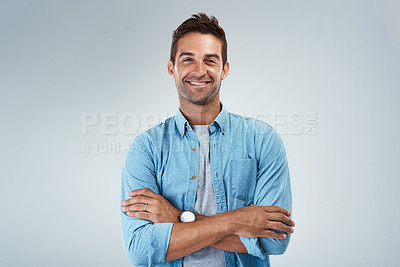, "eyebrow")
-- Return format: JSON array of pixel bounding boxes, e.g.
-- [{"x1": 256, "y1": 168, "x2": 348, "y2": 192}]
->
[
  {"x1": 178, "y1": 52, "x2": 195, "y2": 58},
  {"x1": 205, "y1": 54, "x2": 220, "y2": 60},
  {"x1": 178, "y1": 52, "x2": 220, "y2": 60}
]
